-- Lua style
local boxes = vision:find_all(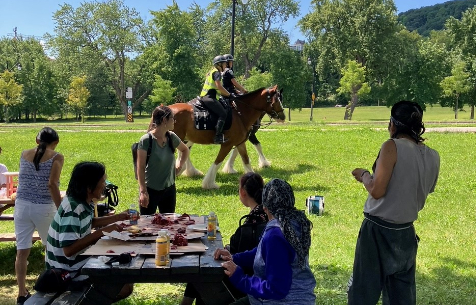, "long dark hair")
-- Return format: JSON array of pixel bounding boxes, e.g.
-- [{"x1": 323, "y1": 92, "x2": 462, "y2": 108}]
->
[
  {"x1": 67, "y1": 162, "x2": 105, "y2": 203},
  {"x1": 148, "y1": 105, "x2": 175, "y2": 153},
  {"x1": 390, "y1": 101, "x2": 425, "y2": 143},
  {"x1": 33, "y1": 127, "x2": 59, "y2": 171},
  {"x1": 240, "y1": 172, "x2": 264, "y2": 204}
]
